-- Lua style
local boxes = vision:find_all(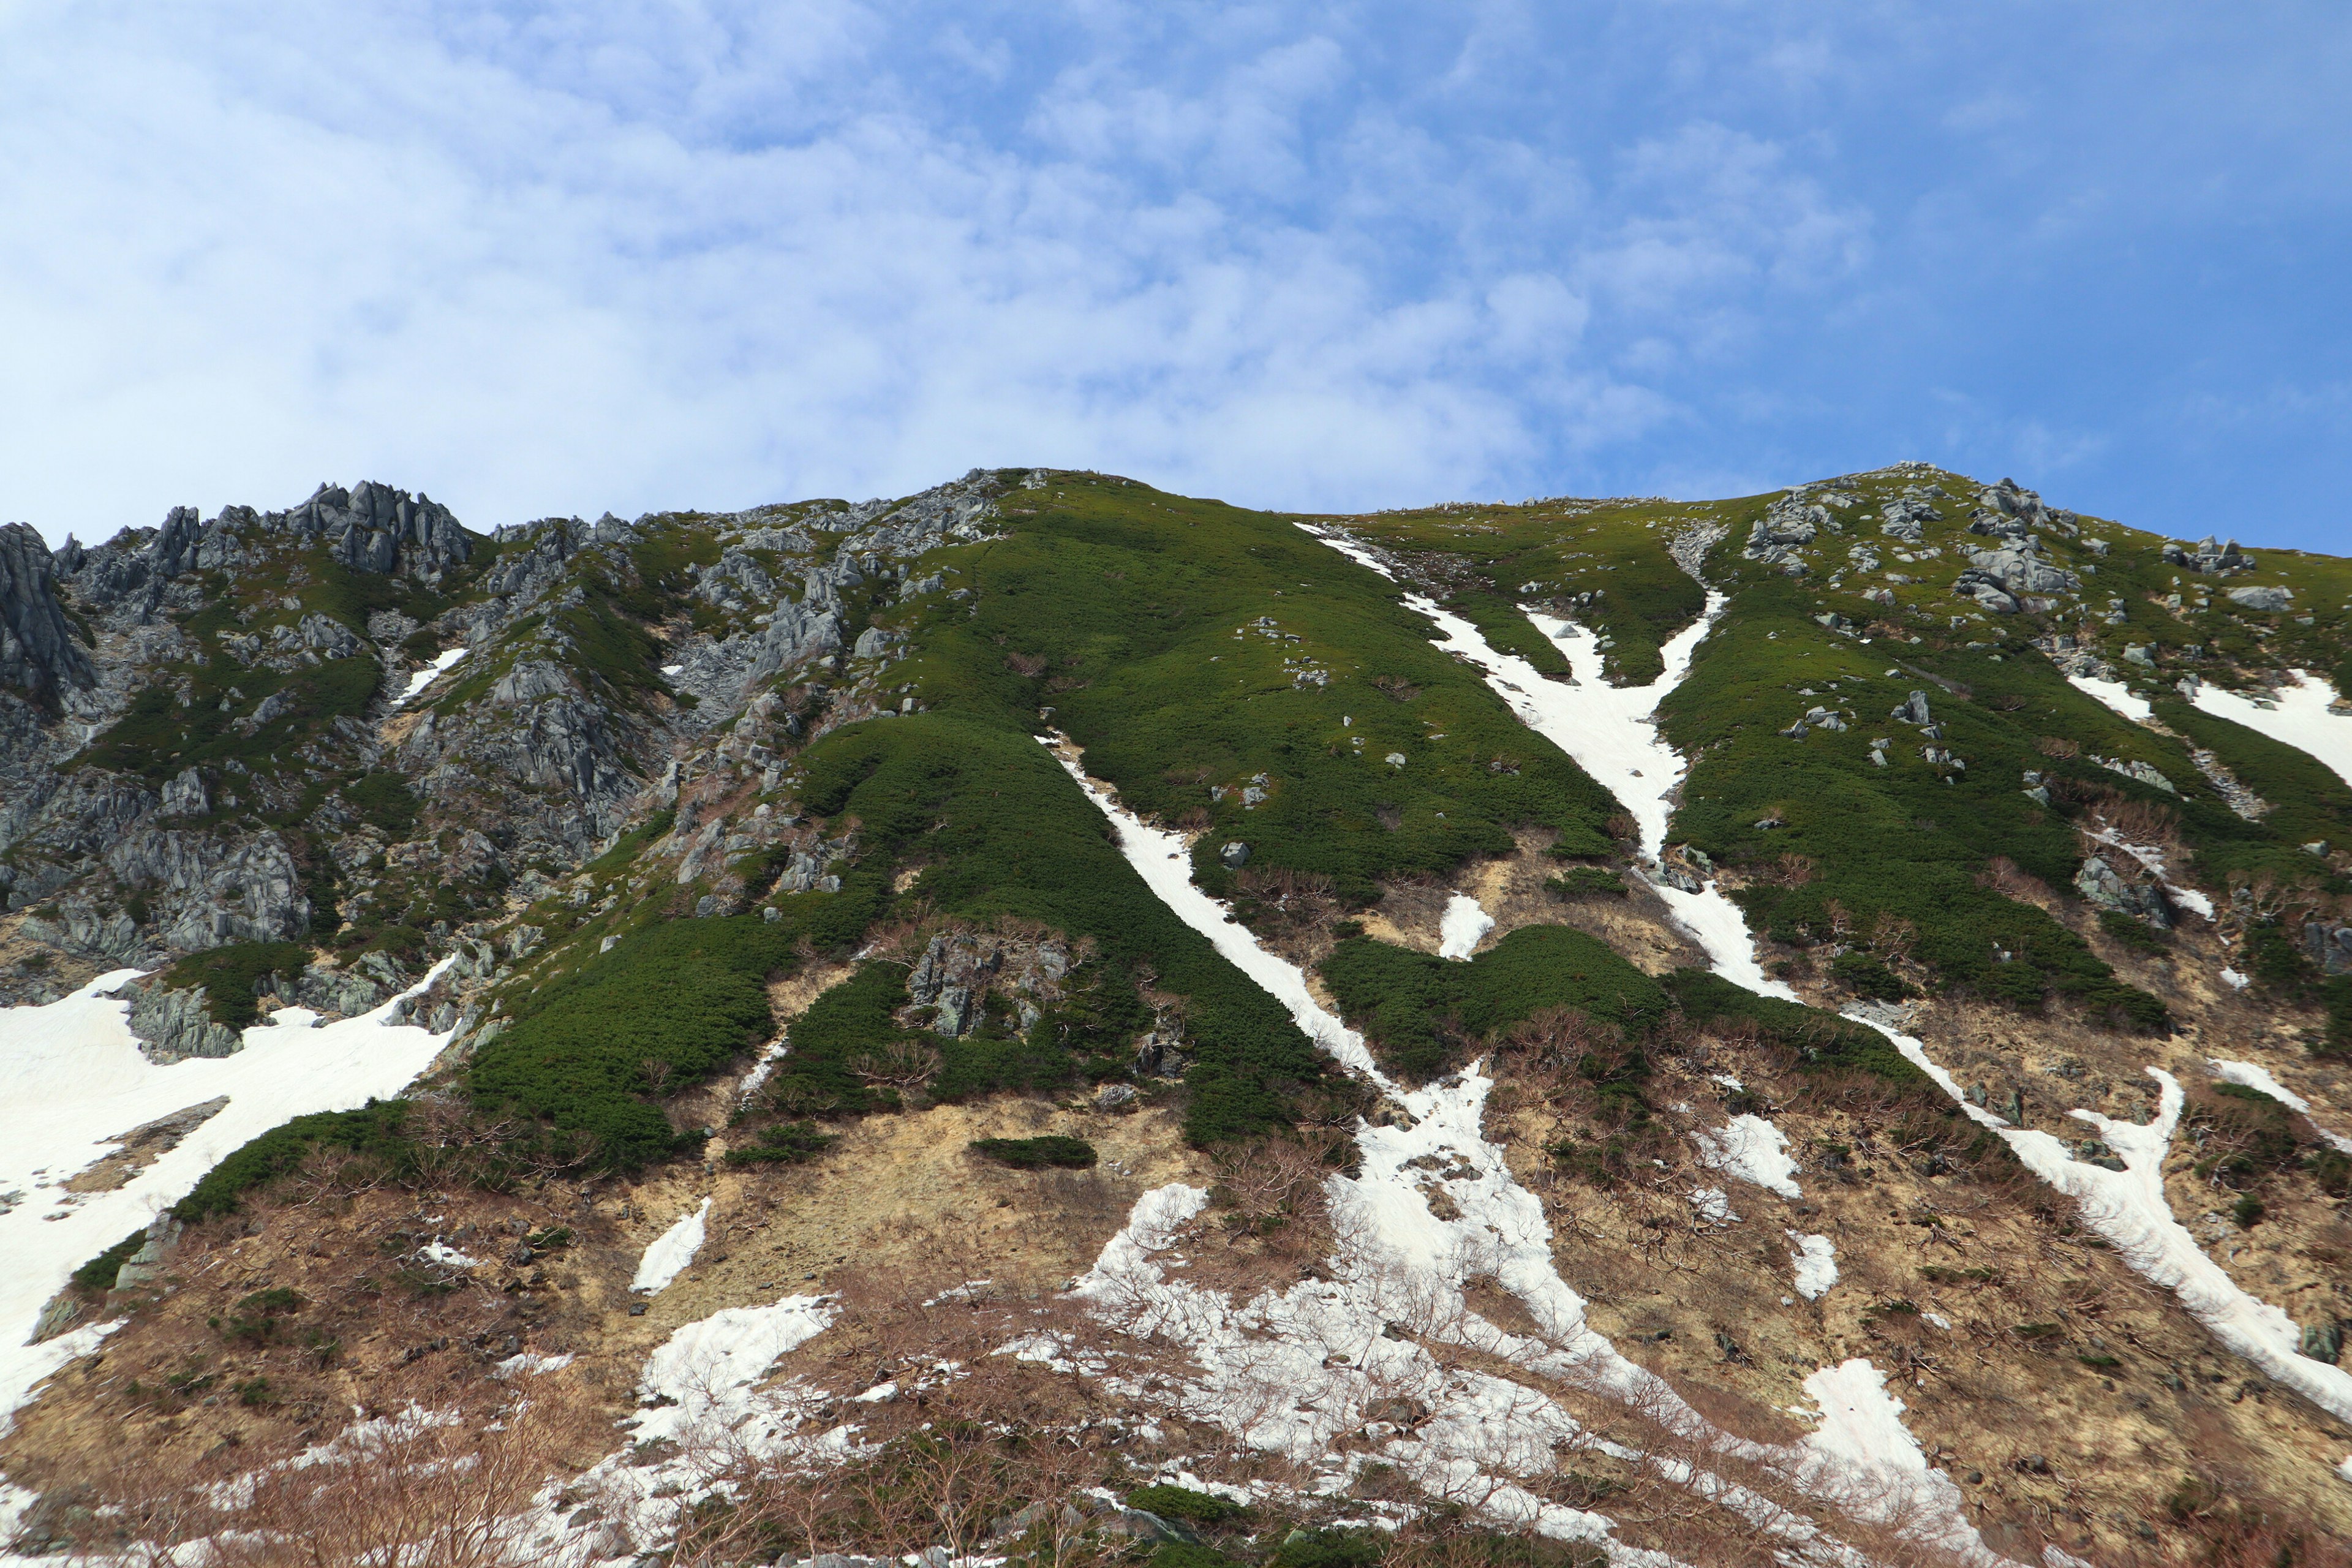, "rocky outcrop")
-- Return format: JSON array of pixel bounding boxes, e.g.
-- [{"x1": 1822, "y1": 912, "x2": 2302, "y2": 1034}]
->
[
  {"x1": 906, "y1": 926, "x2": 1073, "y2": 1038},
  {"x1": 117, "y1": 978, "x2": 246, "y2": 1060},
  {"x1": 271, "y1": 481, "x2": 472, "y2": 578},
  {"x1": 0, "y1": 522, "x2": 92, "y2": 701},
  {"x1": 2304, "y1": 922, "x2": 2352, "y2": 976},
  {"x1": 2076, "y1": 856, "x2": 2173, "y2": 929},
  {"x1": 104, "y1": 829, "x2": 309, "y2": 950},
  {"x1": 2227, "y1": 586, "x2": 2294, "y2": 612},
  {"x1": 1744, "y1": 494, "x2": 1826, "y2": 571},
  {"x1": 2164, "y1": 535, "x2": 2256, "y2": 575},
  {"x1": 1956, "y1": 538, "x2": 2081, "y2": 613}
]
